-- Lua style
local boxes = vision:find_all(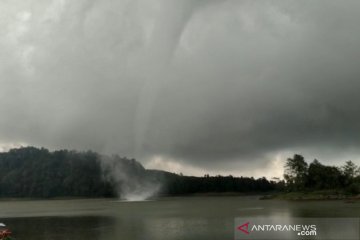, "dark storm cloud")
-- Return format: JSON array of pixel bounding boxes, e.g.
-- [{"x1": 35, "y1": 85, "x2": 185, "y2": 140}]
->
[{"x1": 1, "y1": 0, "x2": 360, "y2": 174}]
